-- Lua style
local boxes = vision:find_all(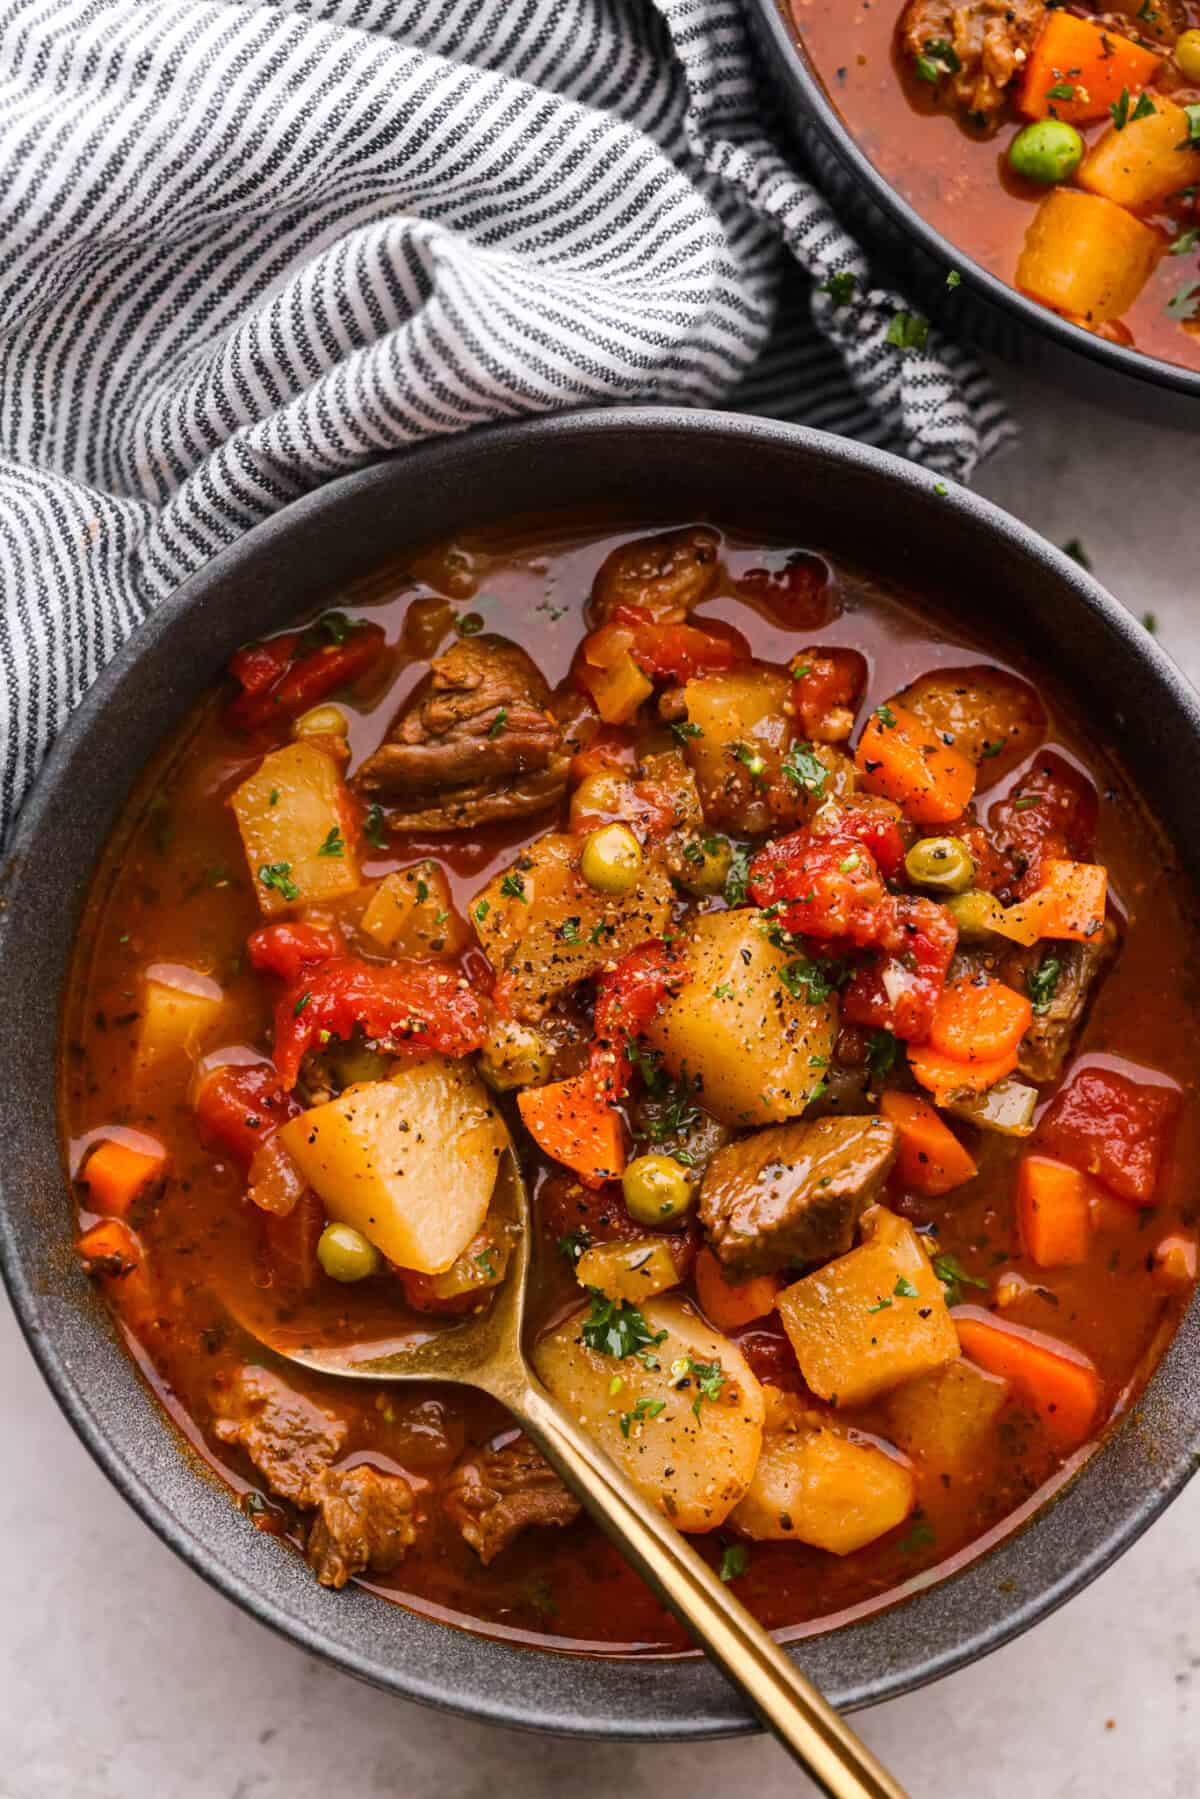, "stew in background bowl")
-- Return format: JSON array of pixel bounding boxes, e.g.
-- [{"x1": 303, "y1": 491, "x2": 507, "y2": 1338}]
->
[{"x1": 5, "y1": 411, "x2": 1200, "y2": 1735}]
